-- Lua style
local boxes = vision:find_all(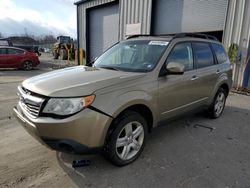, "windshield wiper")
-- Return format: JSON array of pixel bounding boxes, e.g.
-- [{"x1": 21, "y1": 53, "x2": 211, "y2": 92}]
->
[{"x1": 99, "y1": 66, "x2": 120, "y2": 71}]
